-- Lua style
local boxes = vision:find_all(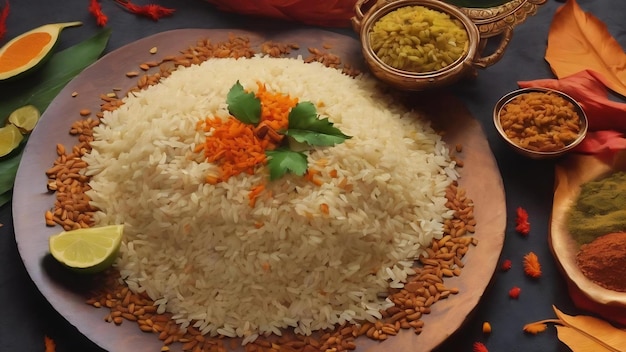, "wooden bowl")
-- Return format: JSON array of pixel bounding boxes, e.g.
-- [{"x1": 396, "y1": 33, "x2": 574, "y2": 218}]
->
[
  {"x1": 551, "y1": 152, "x2": 626, "y2": 325},
  {"x1": 493, "y1": 87, "x2": 588, "y2": 160}
]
